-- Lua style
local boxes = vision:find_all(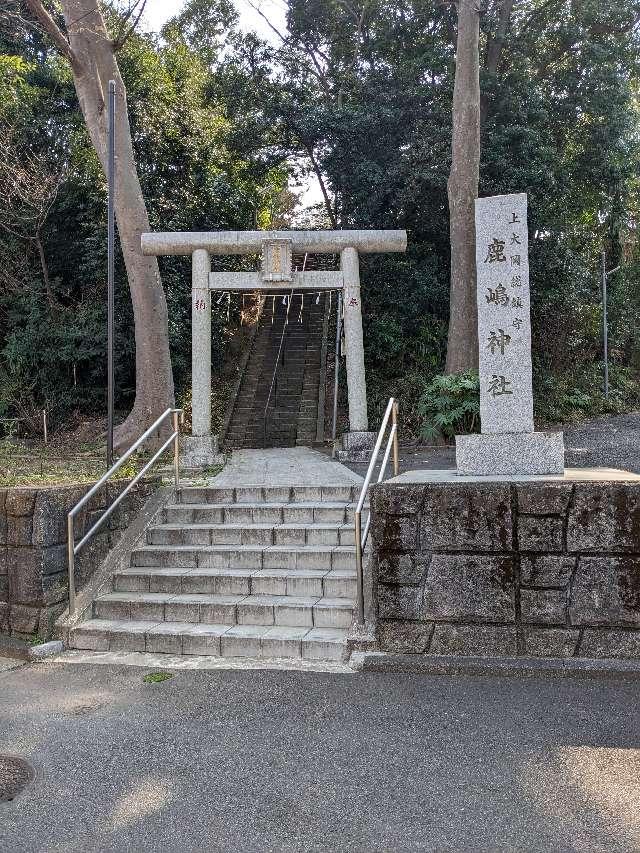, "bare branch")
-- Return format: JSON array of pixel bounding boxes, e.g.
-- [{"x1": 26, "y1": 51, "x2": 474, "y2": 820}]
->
[
  {"x1": 298, "y1": 43, "x2": 333, "y2": 96},
  {"x1": 438, "y1": 1, "x2": 458, "y2": 47},
  {"x1": 485, "y1": 0, "x2": 515, "y2": 75},
  {"x1": 112, "y1": 0, "x2": 148, "y2": 52},
  {"x1": 243, "y1": 0, "x2": 288, "y2": 44},
  {"x1": 588, "y1": 11, "x2": 640, "y2": 38},
  {"x1": 22, "y1": 0, "x2": 77, "y2": 65},
  {"x1": 113, "y1": 0, "x2": 144, "y2": 34},
  {"x1": 296, "y1": 137, "x2": 337, "y2": 228},
  {"x1": 34, "y1": 229, "x2": 59, "y2": 309}
]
